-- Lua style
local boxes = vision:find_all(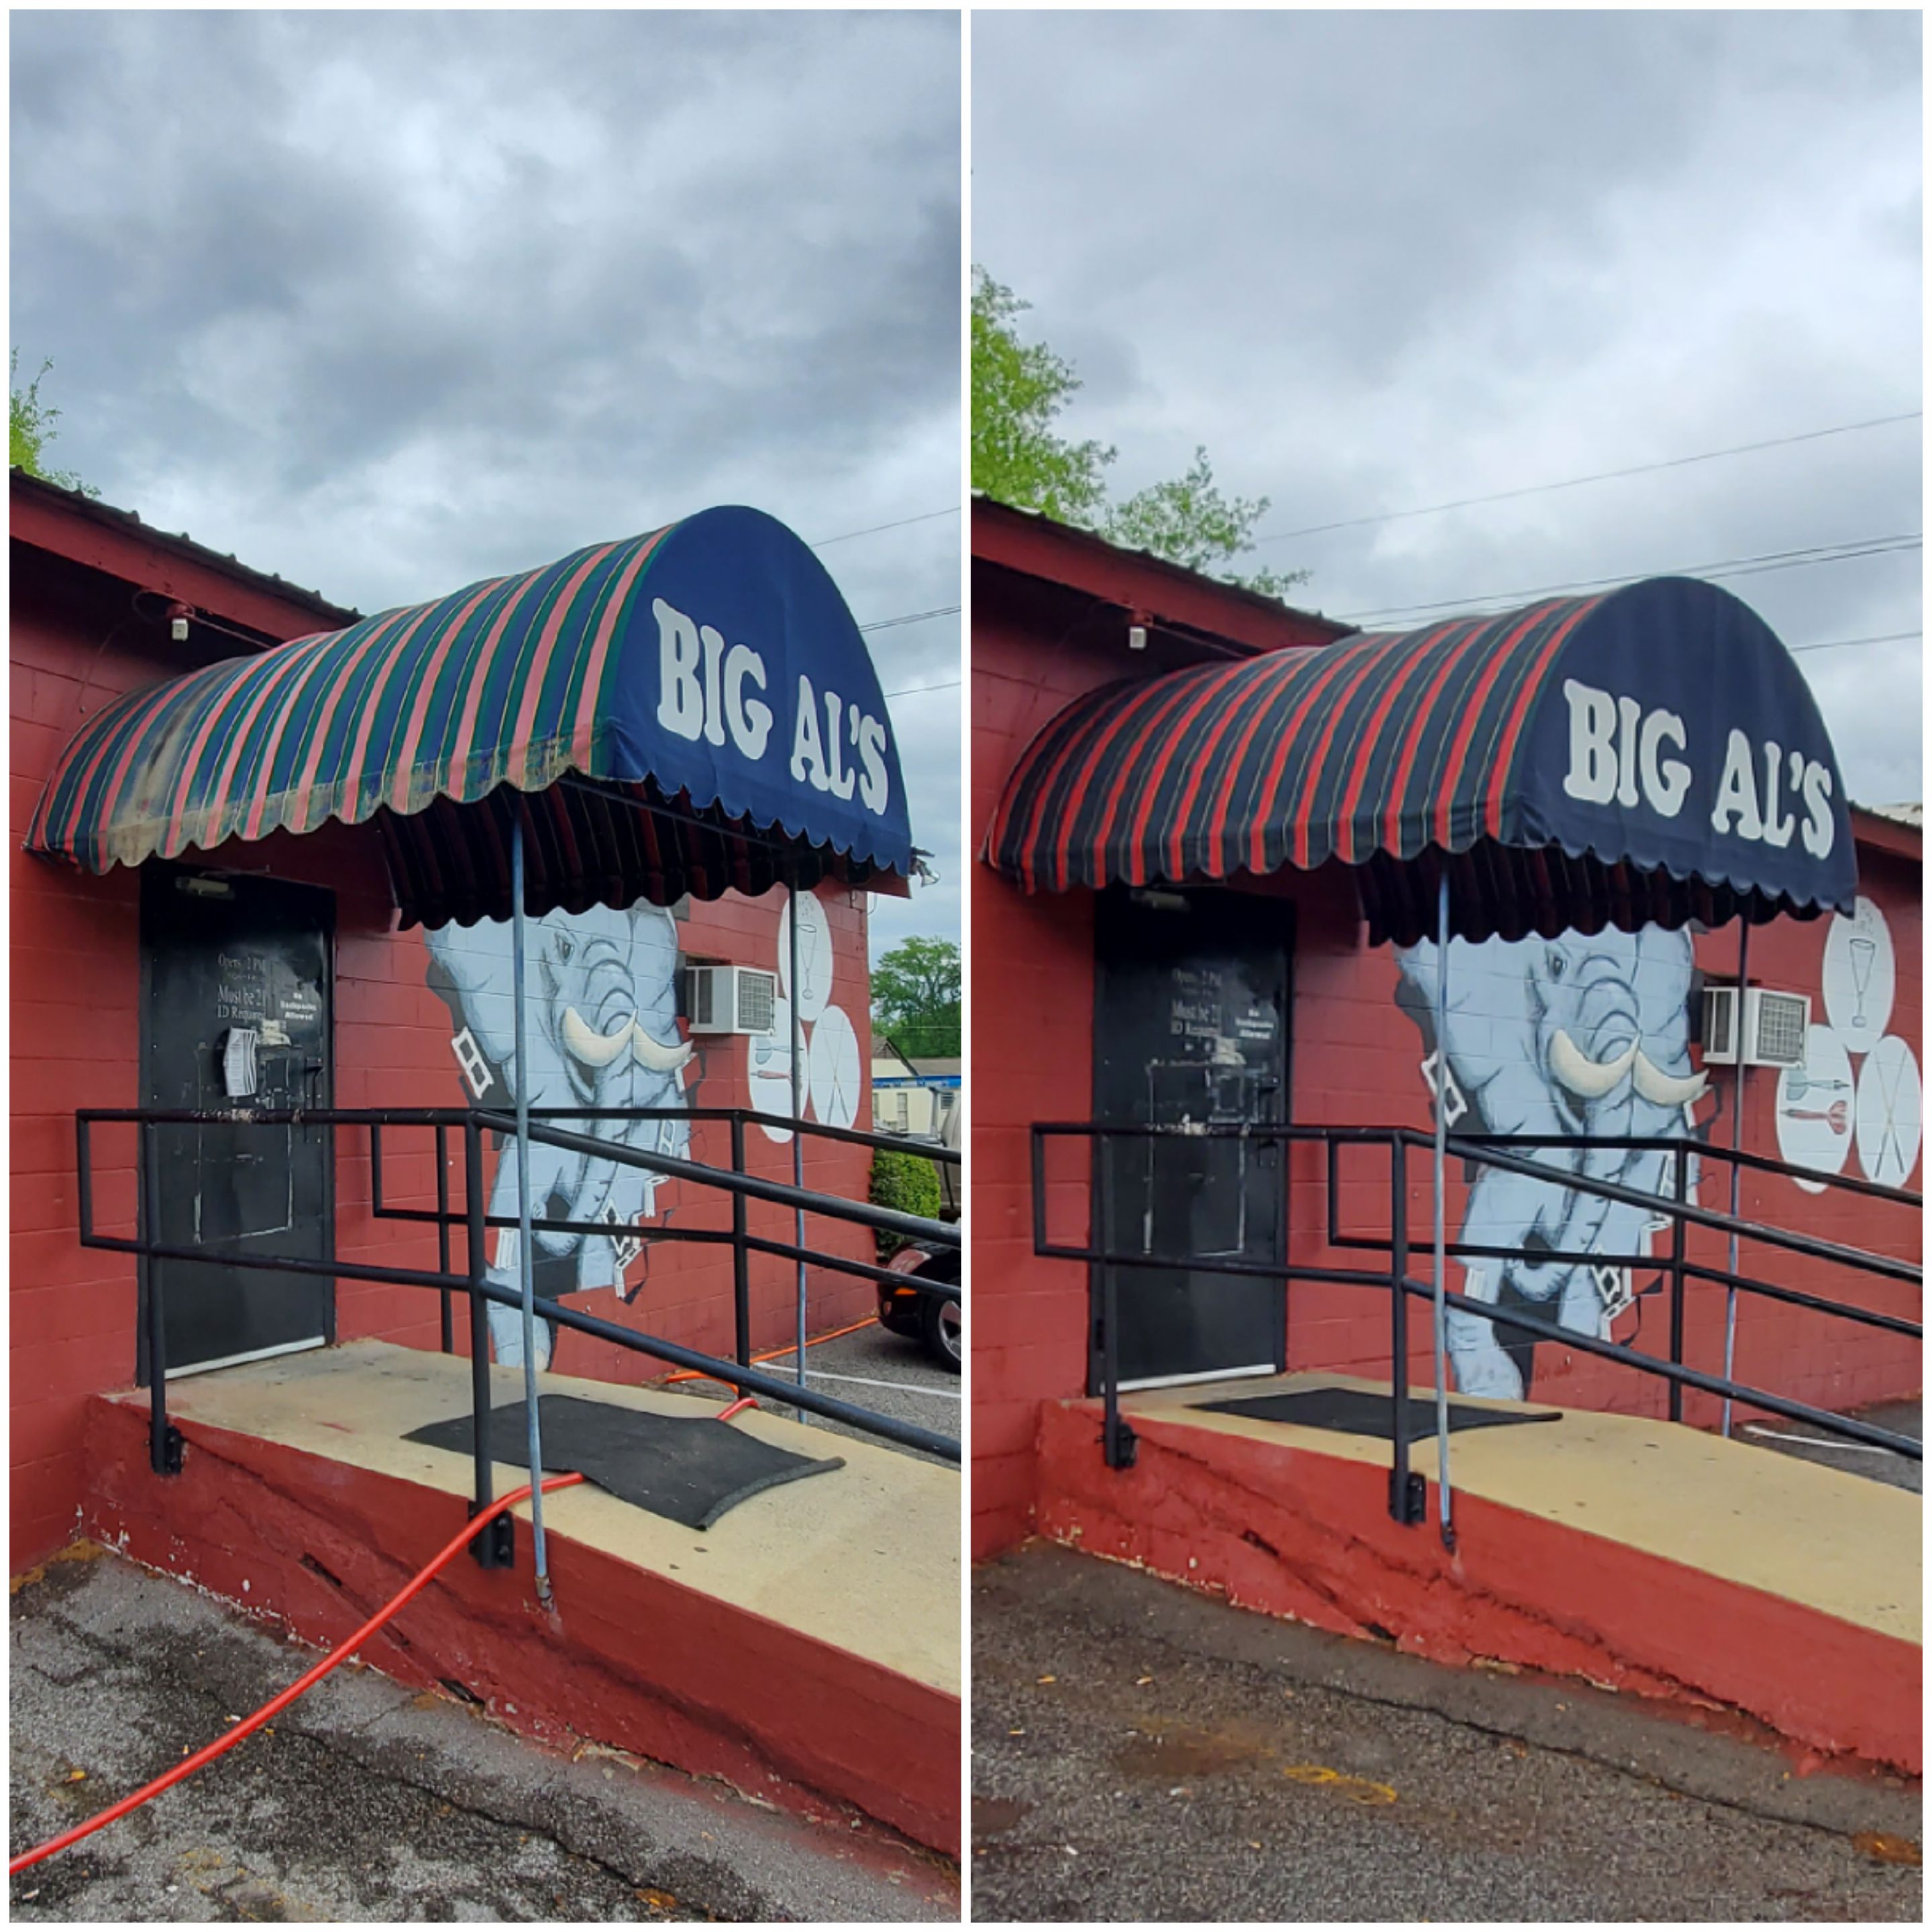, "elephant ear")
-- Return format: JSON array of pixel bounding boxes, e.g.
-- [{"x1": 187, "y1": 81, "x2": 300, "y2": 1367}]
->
[
  {"x1": 1395, "y1": 934, "x2": 1546, "y2": 1131},
  {"x1": 1633, "y1": 926, "x2": 1699, "y2": 1071},
  {"x1": 423, "y1": 918, "x2": 521, "y2": 1079},
  {"x1": 627, "y1": 903, "x2": 685, "y2": 1036}
]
